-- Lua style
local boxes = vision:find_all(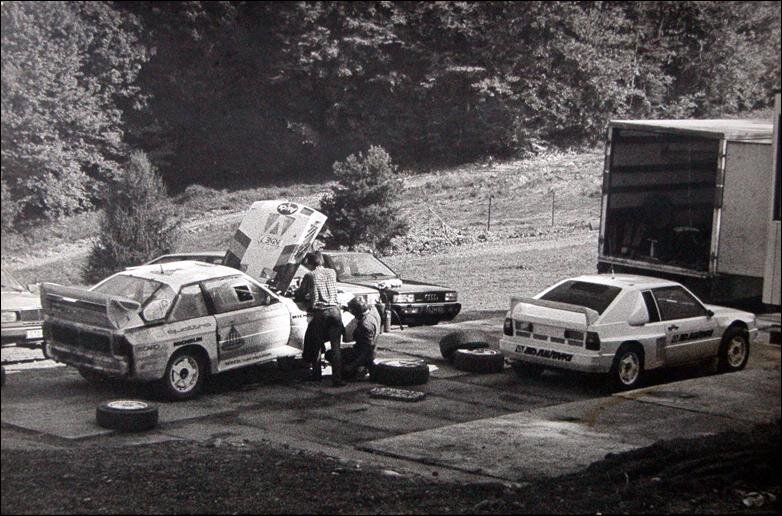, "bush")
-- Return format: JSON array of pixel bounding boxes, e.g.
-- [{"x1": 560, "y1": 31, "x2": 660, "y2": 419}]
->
[
  {"x1": 319, "y1": 146, "x2": 408, "y2": 252},
  {"x1": 83, "y1": 151, "x2": 180, "y2": 284}
]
